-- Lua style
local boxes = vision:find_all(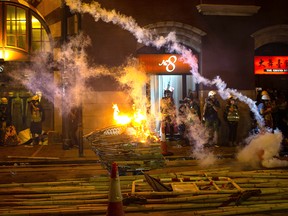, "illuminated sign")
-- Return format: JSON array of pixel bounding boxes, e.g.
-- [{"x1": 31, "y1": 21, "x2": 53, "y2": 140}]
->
[
  {"x1": 138, "y1": 54, "x2": 193, "y2": 74},
  {"x1": 254, "y1": 56, "x2": 288, "y2": 75}
]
